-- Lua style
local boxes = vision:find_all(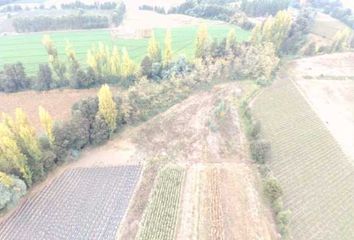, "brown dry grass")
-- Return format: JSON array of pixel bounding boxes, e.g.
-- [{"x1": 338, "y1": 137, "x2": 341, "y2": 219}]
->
[{"x1": 0, "y1": 88, "x2": 101, "y2": 131}]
